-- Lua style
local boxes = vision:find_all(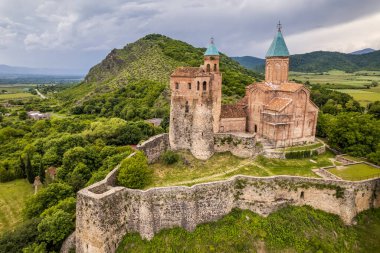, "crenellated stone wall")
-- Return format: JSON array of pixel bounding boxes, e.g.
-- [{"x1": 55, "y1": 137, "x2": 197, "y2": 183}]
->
[
  {"x1": 137, "y1": 133, "x2": 169, "y2": 163},
  {"x1": 75, "y1": 165, "x2": 380, "y2": 253}
]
